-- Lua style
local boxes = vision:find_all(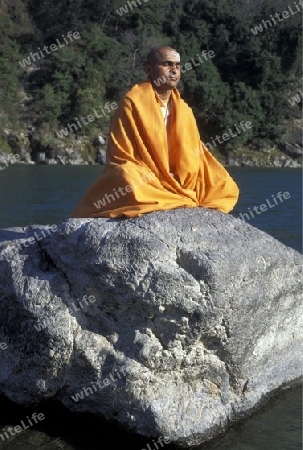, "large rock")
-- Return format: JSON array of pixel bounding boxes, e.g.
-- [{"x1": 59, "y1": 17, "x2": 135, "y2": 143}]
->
[{"x1": 0, "y1": 209, "x2": 302, "y2": 448}]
